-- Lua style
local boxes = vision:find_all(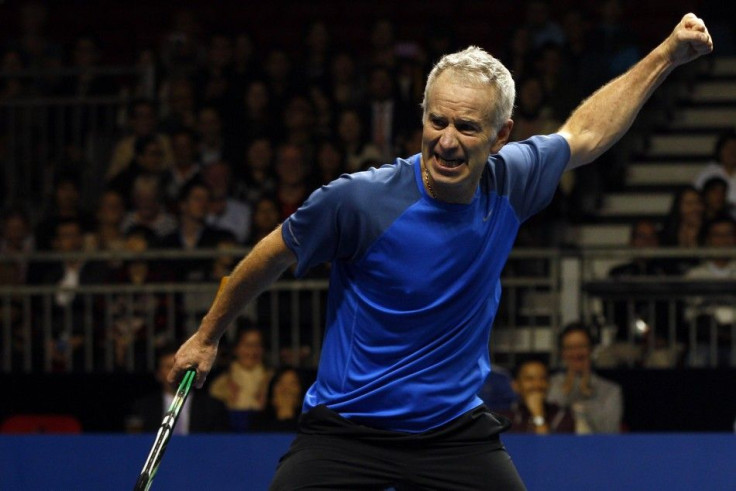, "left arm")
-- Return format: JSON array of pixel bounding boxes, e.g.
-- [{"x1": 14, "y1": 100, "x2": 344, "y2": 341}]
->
[{"x1": 558, "y1": 13, "x2": 713, "y2": 170}]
